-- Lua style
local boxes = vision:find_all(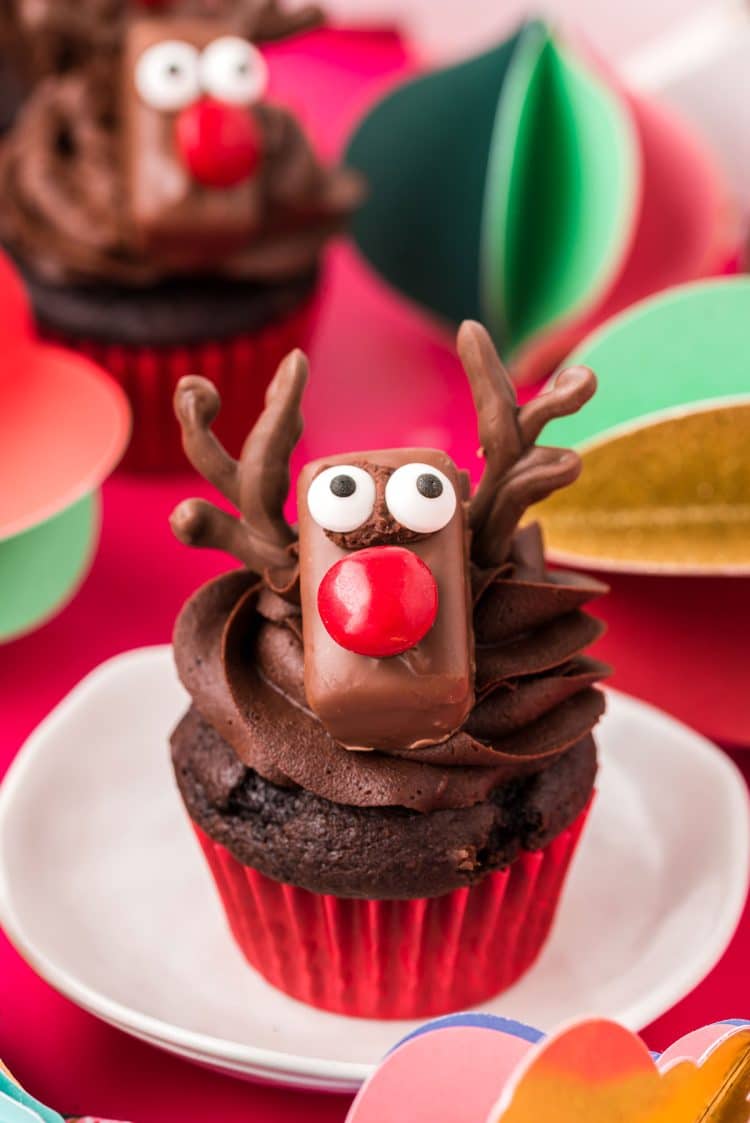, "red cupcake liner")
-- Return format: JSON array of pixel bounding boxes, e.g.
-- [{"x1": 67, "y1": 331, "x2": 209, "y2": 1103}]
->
[
  {"x1": 43, "y1": 297, "x2": 315, "y2": 473},
  {"x1": 194, "y1": 803, "x2": 590, "y2": 1019}
]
